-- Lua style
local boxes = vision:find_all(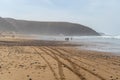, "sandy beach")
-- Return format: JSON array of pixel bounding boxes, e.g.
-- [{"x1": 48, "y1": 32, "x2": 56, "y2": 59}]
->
[{"x1": 0, "y1": 38, "x2": 120, "y2": 80}]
